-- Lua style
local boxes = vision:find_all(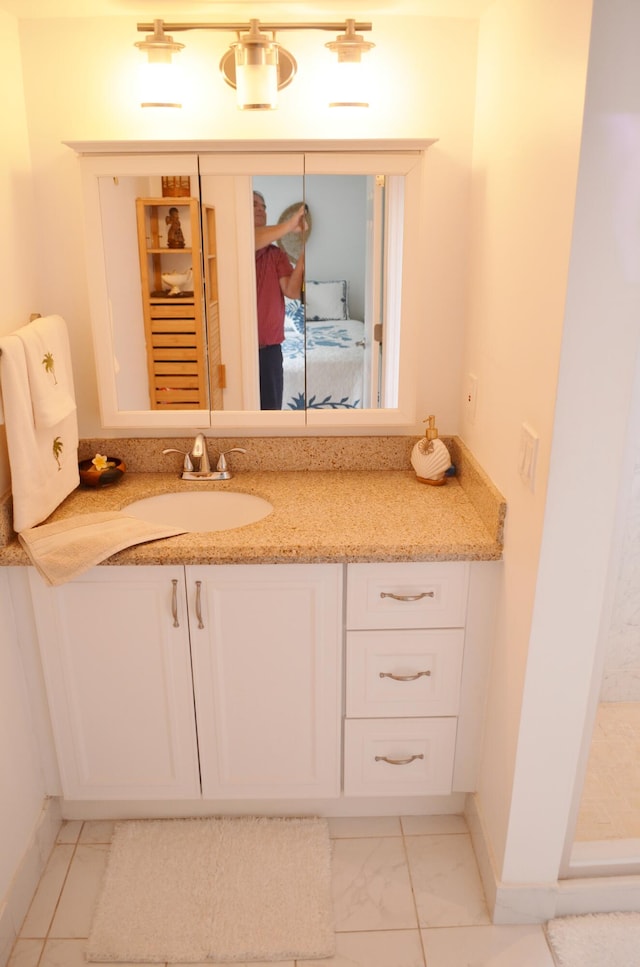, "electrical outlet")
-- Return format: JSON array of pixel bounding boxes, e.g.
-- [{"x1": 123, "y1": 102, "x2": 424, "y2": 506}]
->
[
  {"x1": 466, "y1": 373, "x2": 478, "y2": 422},
  {"x1": 519, "y1": 423, "x2": 539, "y2": 491}
]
